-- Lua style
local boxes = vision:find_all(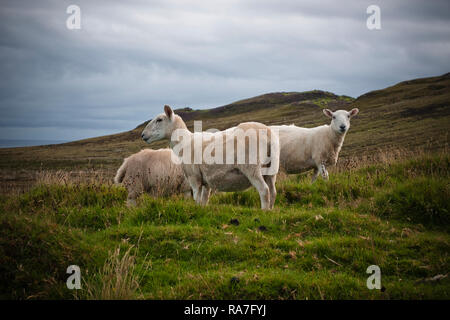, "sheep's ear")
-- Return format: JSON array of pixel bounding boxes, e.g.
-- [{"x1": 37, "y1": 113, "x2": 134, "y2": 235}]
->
[
  {"x1": 164, "y1": 105, "x2": 173, "y2": 120},
  {"x1": 349, "y1": 108, "x2": 359, "y2": 118},
  {"x1": 323, "y1": 109, "x2": 333, "y2": 118}
]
